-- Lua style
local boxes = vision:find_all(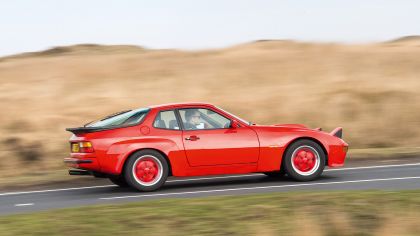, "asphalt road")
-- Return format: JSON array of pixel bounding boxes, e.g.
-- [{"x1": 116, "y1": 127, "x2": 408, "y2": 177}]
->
[{"x1": 1, "y1": 159, "x2": 420, "y2": 215}]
